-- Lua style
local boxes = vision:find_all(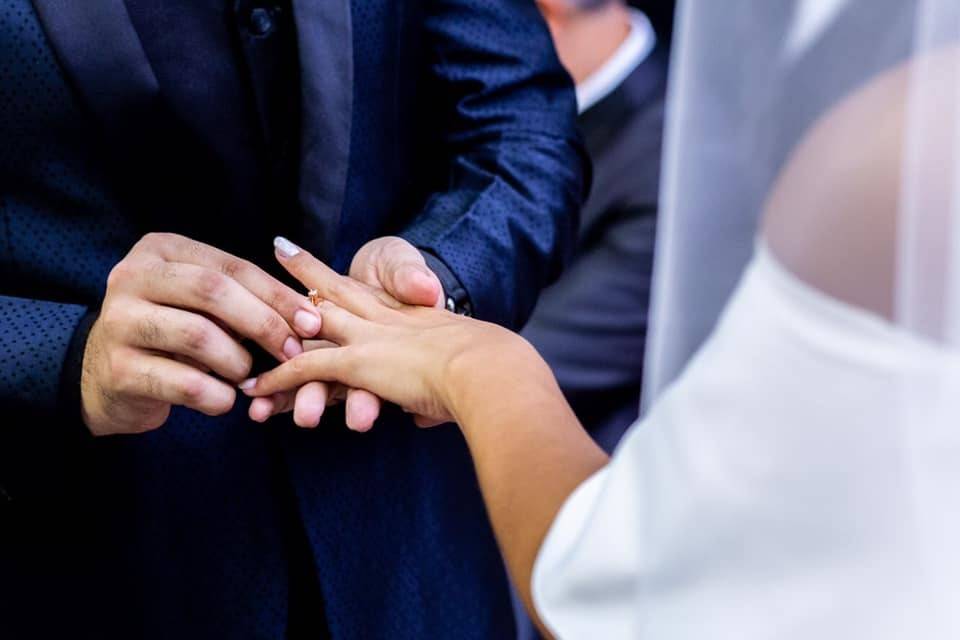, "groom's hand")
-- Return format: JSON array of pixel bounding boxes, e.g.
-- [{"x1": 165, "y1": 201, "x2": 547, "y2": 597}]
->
[
  {"x1": 349, "y1": 236, "x2": 444, "y2": 309},
  {"x1": 80, "y1": 233, "x2": 322, "y2": 436},
  {"x1": 249, "y1": 236, "x2": 444, "y2": 430}
]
